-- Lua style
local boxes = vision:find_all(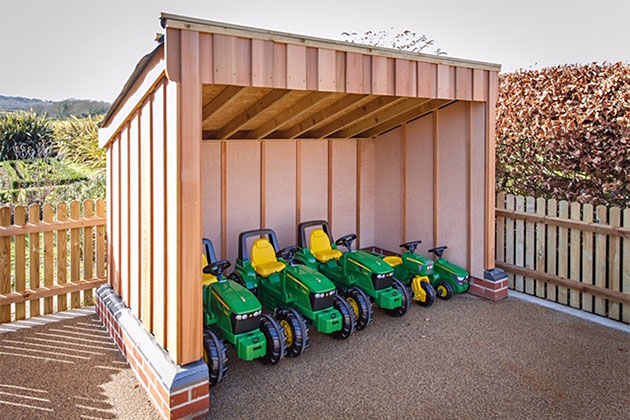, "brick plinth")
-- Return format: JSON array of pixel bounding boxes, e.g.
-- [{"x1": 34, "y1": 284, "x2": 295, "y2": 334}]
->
[
  {"x1": 469, "y1": 268, "x2": 509, "y2": 301},
  {"x1": 95, "y1": 285, "x2": 209, "y2": 419}
]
